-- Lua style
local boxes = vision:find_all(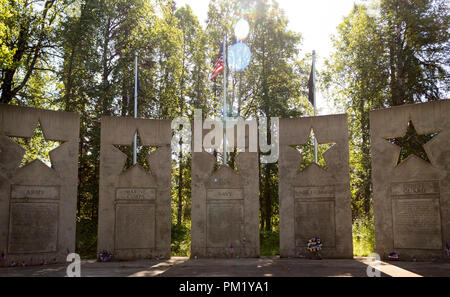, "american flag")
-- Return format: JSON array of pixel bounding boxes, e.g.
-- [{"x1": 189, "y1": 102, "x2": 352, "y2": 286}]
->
[{"x1": 210, "y1": 43, "x2": 224, "y2": 81}]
